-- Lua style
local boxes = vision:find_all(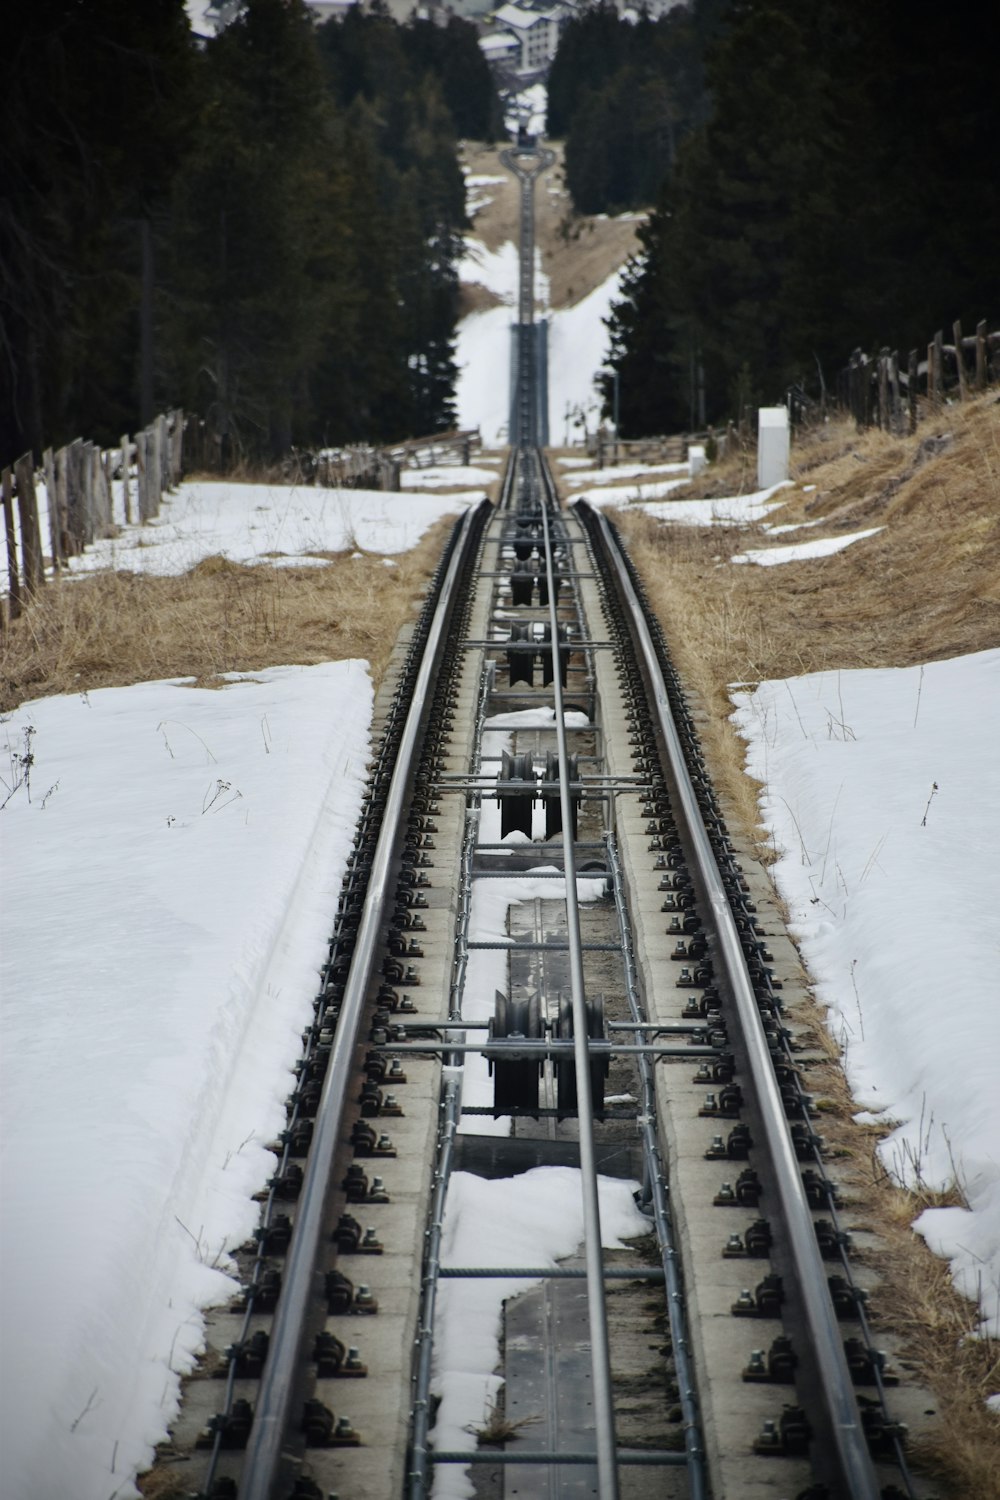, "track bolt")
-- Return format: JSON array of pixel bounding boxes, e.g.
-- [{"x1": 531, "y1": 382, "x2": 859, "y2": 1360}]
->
[
  {"x1": 361, "y1": 1228, "x2": 382, "y2": 1252},
  {"x1": 705, "y1": 1135, "x2": 726, "y2": 1159},
  {"x1": 354, "y1": 1283, "x2": 378, "y2": 1313},
  {"x1": 753, "y1": 1418, "x2": 781, "y2": 1453},
  {"x1": 714, "y1": 1181, "x2": 736, "y2": 1204},
  {"x1": 724, "y1": 1233, "x2": 744, "y2": 1256},
  {"x1": 387, "y1": 1059, "x2": 406, "y2": 1081},
  {"x1": 735, "y1": 1288, "x2": 755, "y2": 1311},
  {"x1": 746, "y1": 1349, "x2": 766, "y2": 1377}
]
